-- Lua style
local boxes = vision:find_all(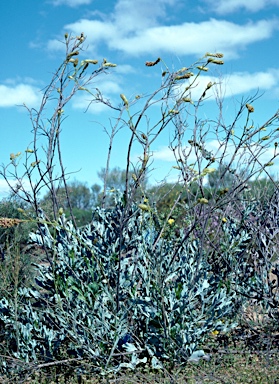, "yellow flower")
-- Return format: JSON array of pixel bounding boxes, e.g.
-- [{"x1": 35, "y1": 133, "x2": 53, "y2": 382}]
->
[
  {"x1": 138, "y1": 204, "x2": 149, "y2": 211},
  {"x1": 222, "y1": 217, "x2": 227, "y2": 223},
  {"x1": 168, "y1": 218, "x2": 175, "y2": 225},
  {"x1": 211, "y1": 330, "x2": 219, "y2": 336},
  {"x1": 198, "y1": 198, "x2": 209, "y2": 204}
]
